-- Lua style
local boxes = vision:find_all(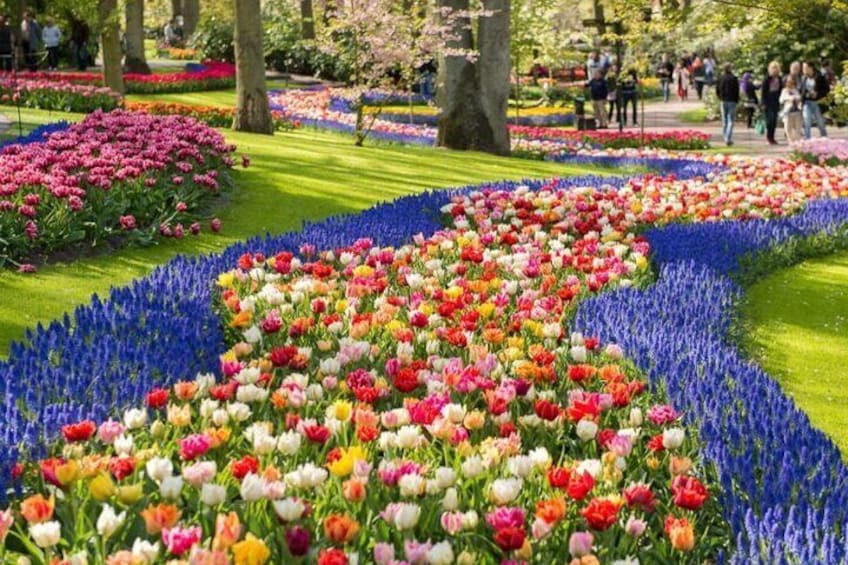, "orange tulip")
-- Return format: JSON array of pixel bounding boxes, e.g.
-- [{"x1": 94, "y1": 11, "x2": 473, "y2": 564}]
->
[
  {"x1": 535, "y1": 497, "x2": 566, "y2": 524},
  {"x1": 342, "y1": 478, "x2": 367, "y2": 502},
  {"x1": 20, "y1": 493, "x2": 54, "y2": 523},
  {"x1": 213, "y1": 512, "x2": 241, "y2": 550},
  {"x1": 323, "y1": 514, "x2": 359, "y2": 544},
  {"x1": 140, "y1": 503, "x2": 181, "y2": 535}
]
